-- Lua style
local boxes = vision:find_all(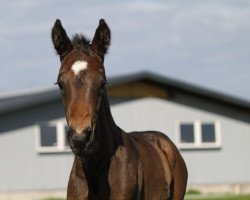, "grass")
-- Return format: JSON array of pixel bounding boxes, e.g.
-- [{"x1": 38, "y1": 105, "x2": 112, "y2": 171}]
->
[
  {"x1": 184, "y1": 189, "x2": 250, "y2": 199},
  {"x1": 186, "y1": 189, "x2": 202, "y2": 195},
  {"x1": 185, "y1": 194, "x2": 250, "y2": 200}
]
